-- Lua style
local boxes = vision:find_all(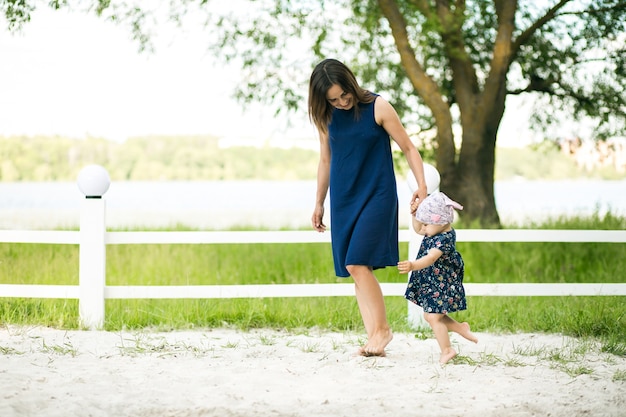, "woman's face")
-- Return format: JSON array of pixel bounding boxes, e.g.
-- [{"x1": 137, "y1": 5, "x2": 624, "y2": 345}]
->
[{"x1": 326, "y1": 84, "x2": 354, "y2": 110}]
